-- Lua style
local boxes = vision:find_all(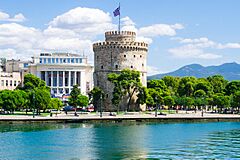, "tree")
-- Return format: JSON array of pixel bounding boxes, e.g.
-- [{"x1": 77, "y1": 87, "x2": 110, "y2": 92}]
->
[
  {"x1": 21, "y1": 74, "x2": 49, "y2": 91},
  {"x1": 0, "y1": 90, "x2": 16, "y2": 113},
  {"x1": 231, "y1": 91, "x2": 240, "y2": 112},
  {"x1": 225, "y1": 81, "x2": 240, "y2": 95},
  {"x1": 48, "y1": 98, "x2": 63, "y2": 110},
  {"x1": 162, "y1": 76, "x2": 180, "y2": 95},
  {"x1": 163, "y1": 96, "x2": 175, "y2": 110},
  {"x1": 212, "y1": 94, "x2": 230, "y2": 113},
  {"x1": 89, "y1": 87, "x2": 104, "y2": 111},
  {"x1": 77, "y1": 94, "x2": 89, "y2": 107},
  {"x1": 29, "y1": 88, "x2": 51, "y2": 114},
  {"x1": 69, "y1": 85, "x2": 81, "y2": 108},
  {"x1": 207, "y1": 75, "x2": 227, "y2": 94},
  {"x1": 13, "y1": 90, "x2": 28, "y2": 111},
  {"x1": 178, "y1": 77, "x2": 197, "y2": 97},
  {"x1": 108, "y1": 69, "x2": 143, "y2": 111}
]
